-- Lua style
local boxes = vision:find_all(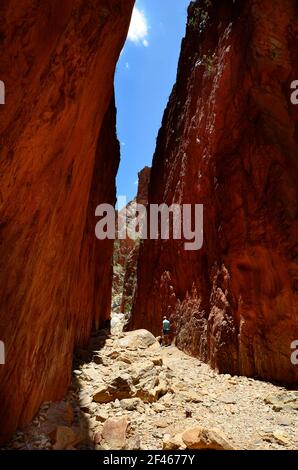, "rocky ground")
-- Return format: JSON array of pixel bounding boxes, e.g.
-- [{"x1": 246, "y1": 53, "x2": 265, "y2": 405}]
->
[{"x1": 3, "y1": 313, "x2": 298, "y2": 450}]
